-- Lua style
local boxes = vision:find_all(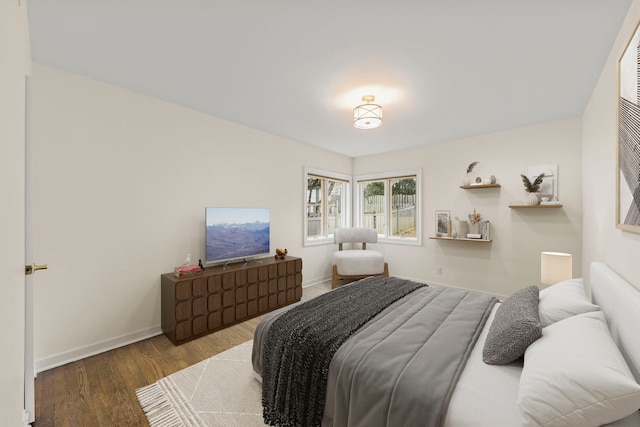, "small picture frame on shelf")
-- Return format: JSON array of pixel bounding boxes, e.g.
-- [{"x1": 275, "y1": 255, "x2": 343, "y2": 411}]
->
[{"x1": 435, "y1": 210, "x2": 450, "y2": 236}]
